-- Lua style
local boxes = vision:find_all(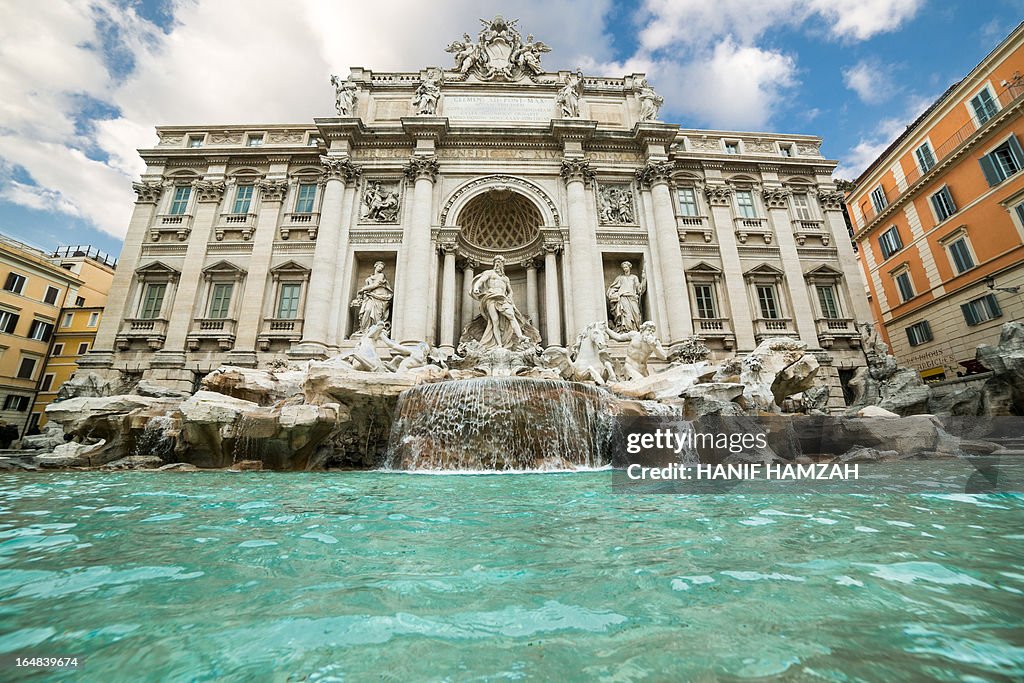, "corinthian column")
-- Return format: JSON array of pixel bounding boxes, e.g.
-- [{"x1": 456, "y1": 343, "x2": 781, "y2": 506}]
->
[
  {"x1": 763, "y1": 185, "x2": 818, "y2": 347},
  {"x1": 438, "y1": 244, "x2": 458, "y2": 351},
  {"x1": 523, "y1": 258, "x2": 540, "y2": 328},
  {"x1": 294, "y1": 155, "x2": 358, "y2": 356},
  {"x1": 543, "y1": 245, "x2": 562, "y2": 347},
  {"x1": 90, "y1": 181, "x2": 164, "y2": 362},
  {"x1": 560, "y1": 158, "x2": 602, "y2": 332},
  {"x1": 459, "y1": 258, "x2": 477, "y2": 340},
  {"x1": 162, "y1": 179, "x2": 226, "y2": 354},
  {"x1": 636, "y1": 161, "x2": 692, "y2": 341},
  {"x1": 818, "y1": 188, "x2": 873, "y2": 324},
  {"x1": 397, "y1": 155, "x2": 440, "y2": 343},
  {"x1": 230, "y1": 178, "x2": 288, "y2": 364},
  {"x1": 705, "y1": 183, "x2": 756, "y2": 350}
]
